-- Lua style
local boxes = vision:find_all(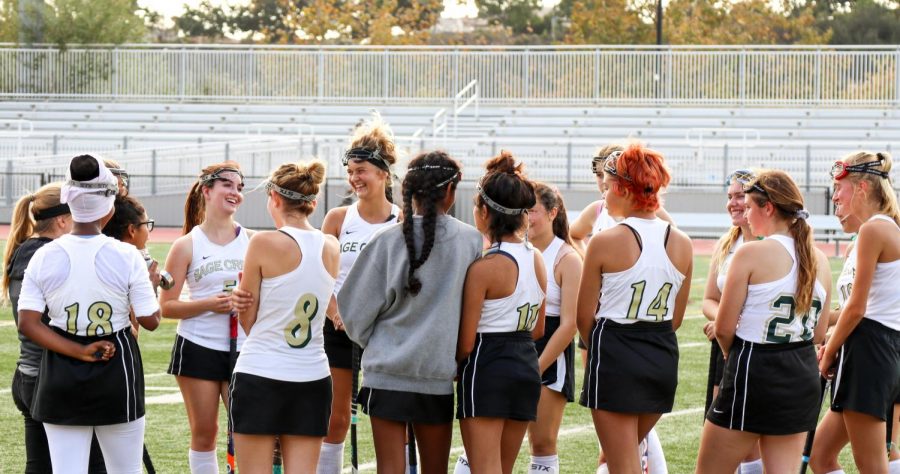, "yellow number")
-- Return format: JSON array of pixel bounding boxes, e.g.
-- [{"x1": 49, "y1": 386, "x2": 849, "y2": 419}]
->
[{"x1": 284, "y1": 294, "x2": 319, "y2": 348}]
